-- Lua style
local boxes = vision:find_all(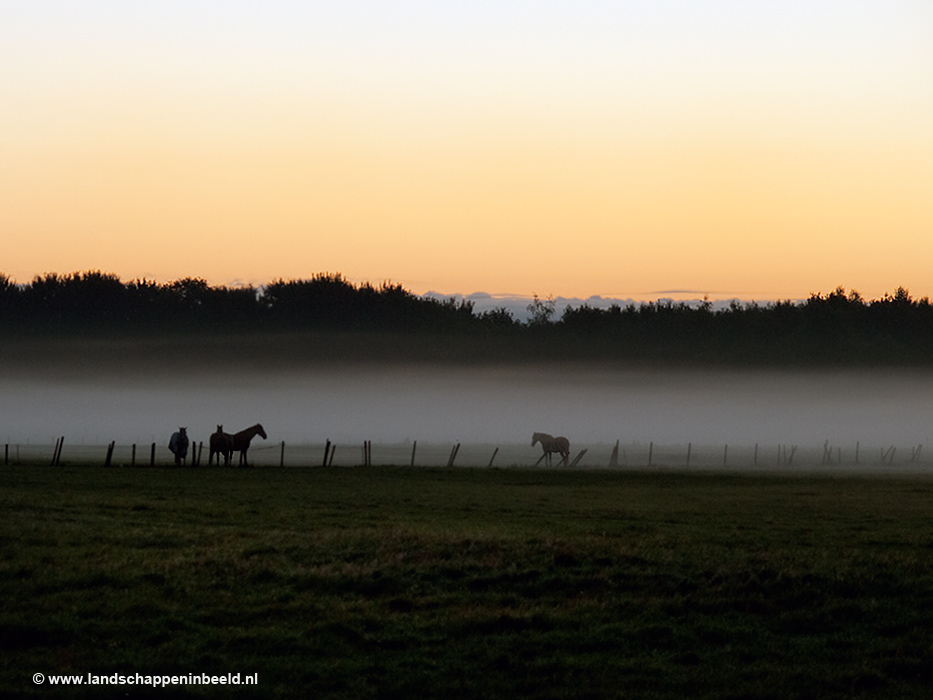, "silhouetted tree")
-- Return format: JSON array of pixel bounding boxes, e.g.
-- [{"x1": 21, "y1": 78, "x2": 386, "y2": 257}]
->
[
  {"x1": 7, "y1": 270, "x2": 933, "y2": 364},
  {"x1": 527, "y1": 294, "x2": 556, "y2": 326}
]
